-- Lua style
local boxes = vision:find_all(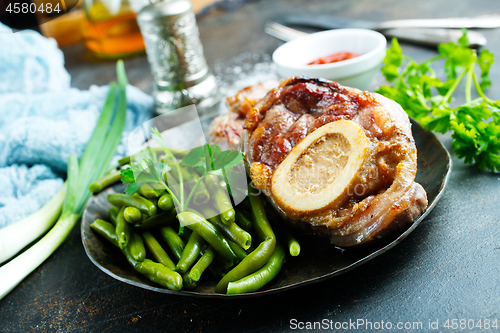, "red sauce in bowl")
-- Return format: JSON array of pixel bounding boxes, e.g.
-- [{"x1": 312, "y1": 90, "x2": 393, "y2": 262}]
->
[{"x1": 307, "y1": 51, "x2": 360, "y2": 65}]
